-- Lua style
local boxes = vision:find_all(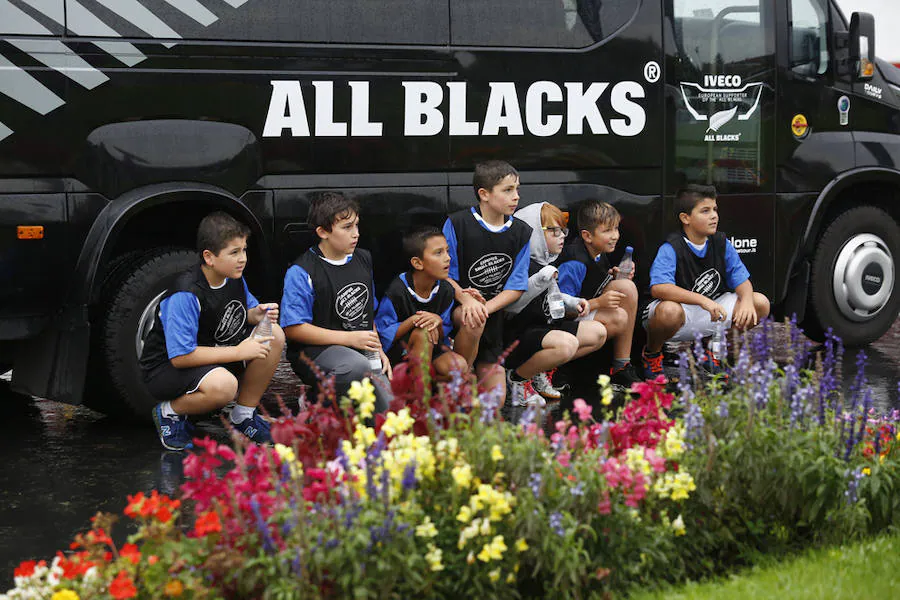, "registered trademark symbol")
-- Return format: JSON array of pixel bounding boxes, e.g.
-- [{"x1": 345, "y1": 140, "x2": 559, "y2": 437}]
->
[{"x1": 644, "y1": 61, "x2": 661, "y2": 83}]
